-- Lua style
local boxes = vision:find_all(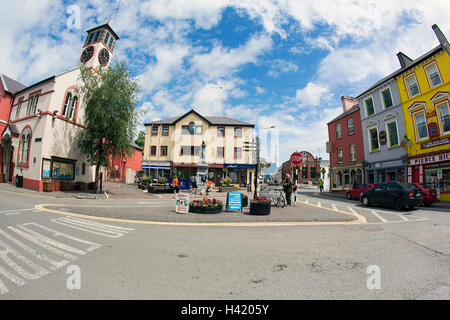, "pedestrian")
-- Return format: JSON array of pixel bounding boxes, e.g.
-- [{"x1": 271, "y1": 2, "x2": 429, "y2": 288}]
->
[
  {"x1": 319, "y1": 178, "x2": 324, "y2": 194},
  {"x1": 207, "y1": 179, "x2": 213, "y2": 195},
  {"x1": 190, "y1": 175, "x2": 197, "y2": 194},
  {"x1": 283, "y1": 175, "x2": 293, "y2": 206},
  {"x1": 173, "y1": 175, "x2": 179, "y2": 198},
  {"x1": 292, "y1": 180, "x2": 298, "y2": 205}
]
